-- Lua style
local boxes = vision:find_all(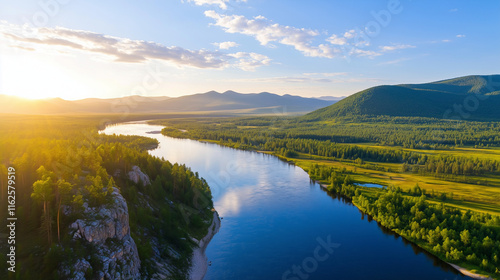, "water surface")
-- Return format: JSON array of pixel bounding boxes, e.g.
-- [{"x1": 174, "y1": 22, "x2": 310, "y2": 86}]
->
[
  {"x1": 102, "y1": 122, "x2": 470, "y2": 280},
  {"x1": 355, "y1": 183, "x2": 385, "y2": 189}
]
